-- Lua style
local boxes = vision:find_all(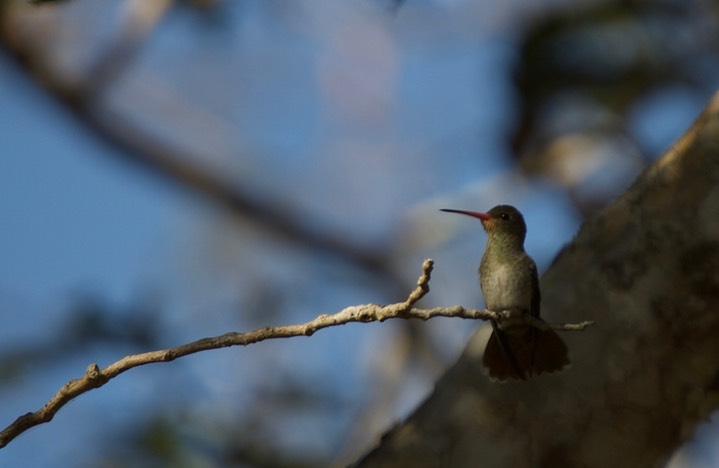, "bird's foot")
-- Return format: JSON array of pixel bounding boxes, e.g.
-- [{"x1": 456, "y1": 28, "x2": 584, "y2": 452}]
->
[{"x1": 495, "y1": 308, "x2": 529, "y2": 331}]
